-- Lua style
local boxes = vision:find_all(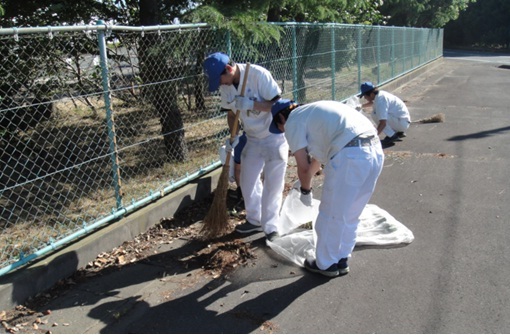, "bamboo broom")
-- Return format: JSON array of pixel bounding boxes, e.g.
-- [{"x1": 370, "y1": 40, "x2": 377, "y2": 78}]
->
[
  {"x1": 200, "y1": 63, "x2": 251, "y2": 239},
  {"x1": 412, "y1": 113, "x2": 445, "y2": 123}
]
